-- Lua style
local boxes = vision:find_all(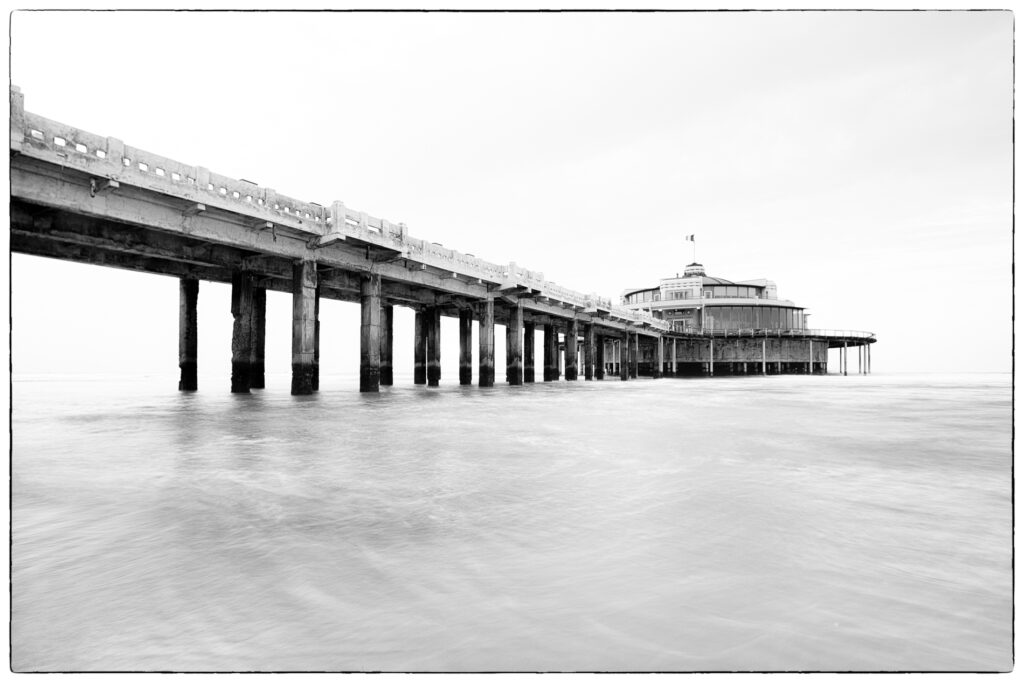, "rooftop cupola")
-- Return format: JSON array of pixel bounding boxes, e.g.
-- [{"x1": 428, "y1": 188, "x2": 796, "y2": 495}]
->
[{"x1": 683, "y1": 263, "x2": 706, "y2": 277}]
